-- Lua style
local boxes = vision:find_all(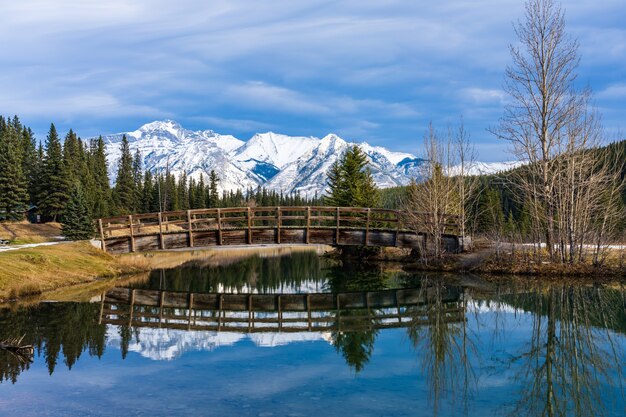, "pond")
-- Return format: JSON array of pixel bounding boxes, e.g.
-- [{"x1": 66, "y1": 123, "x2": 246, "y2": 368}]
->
[{"x1": 1, "y1": 250, "x2": 625, "y2": 416}]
